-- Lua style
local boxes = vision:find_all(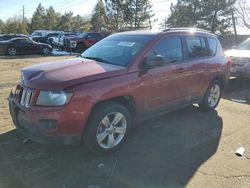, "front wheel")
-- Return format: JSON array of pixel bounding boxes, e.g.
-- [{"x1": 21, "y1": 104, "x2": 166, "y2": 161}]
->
[
  {"x1": 199, "y1": 80, "x2": 221, "y2": 110},
  {"x1": 83, "y1": 102, "x2": 132, "y2": 154},
  {"x1": 7, "y1": 47, "x2": 17, "y2": 56},
  {"x1": 42, "y1": 47, "x2": 50, "y2": 55}
]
